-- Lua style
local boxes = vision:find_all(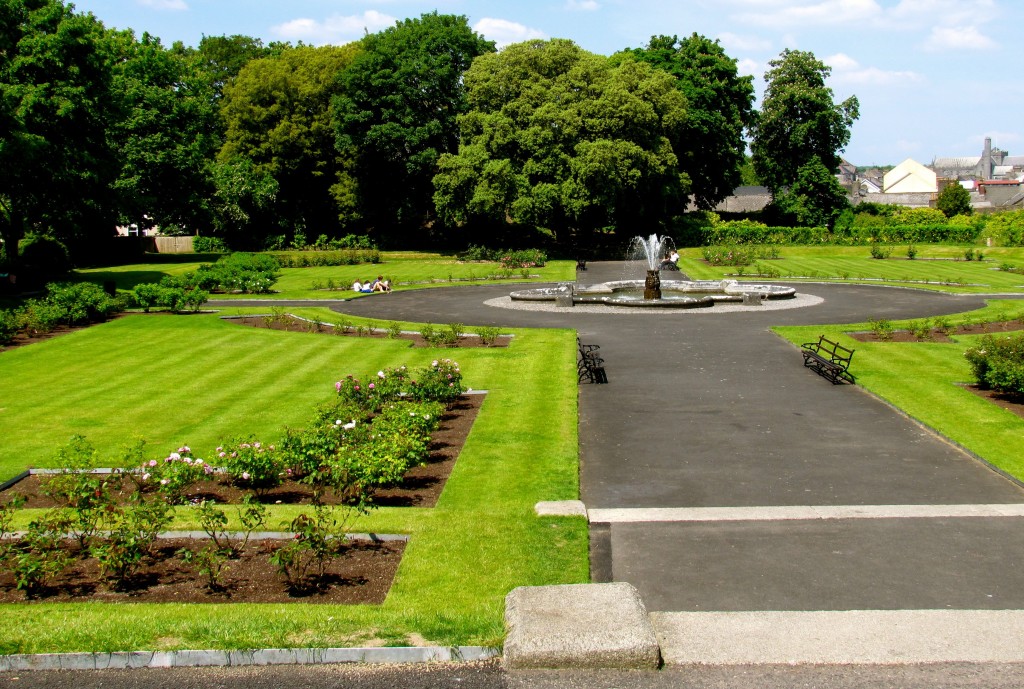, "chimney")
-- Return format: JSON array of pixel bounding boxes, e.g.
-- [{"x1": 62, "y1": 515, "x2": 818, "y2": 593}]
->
[{"x1": 982, "y1": 137, "x2": 993, "y2": 180}]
